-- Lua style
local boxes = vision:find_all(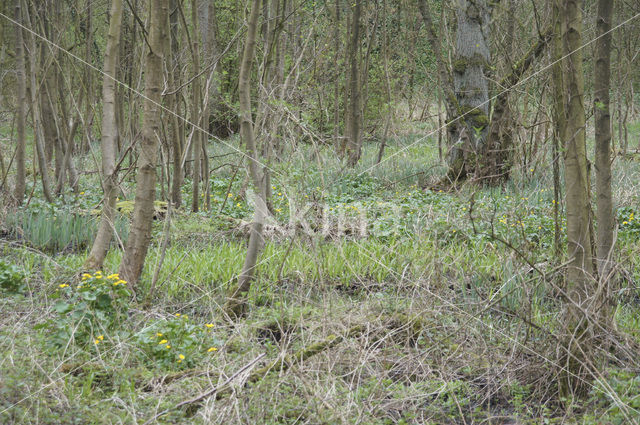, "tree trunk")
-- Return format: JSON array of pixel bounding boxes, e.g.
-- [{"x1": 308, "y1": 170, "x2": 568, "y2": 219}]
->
[
  {"x1": 447, "y1": 0, "x2": 490, "y2": 181},
  {"x1": 594, "y1": 0, "x2": 614, "y2": 317},
  {"x1": 557, "y1": 0, "x2": 594, "y2": 399},
  {"x1": 119, "y1": 0, "x2": 168, "y2": 286},
  {"x1": 346, "y1": 0, "x2": 362, "y2": 167},
  {"x1": 190, "y1": 0, "x2": 203, "y2": 213},
  {"x1": 25, "y1": 3, "x2": 53, "y2": 203},
  {"x1": 13, "y1": 0, "x2": 26, "y2": 204},
  {"x1": 85, "y1": 0, "x2": 124, "y2": 271},
  {"x1": 223, "y1": 0, "x2": 265, "y2": 319},
  {"x1": 168, "y1": 0, "x2": 183, "y2": 208}
]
